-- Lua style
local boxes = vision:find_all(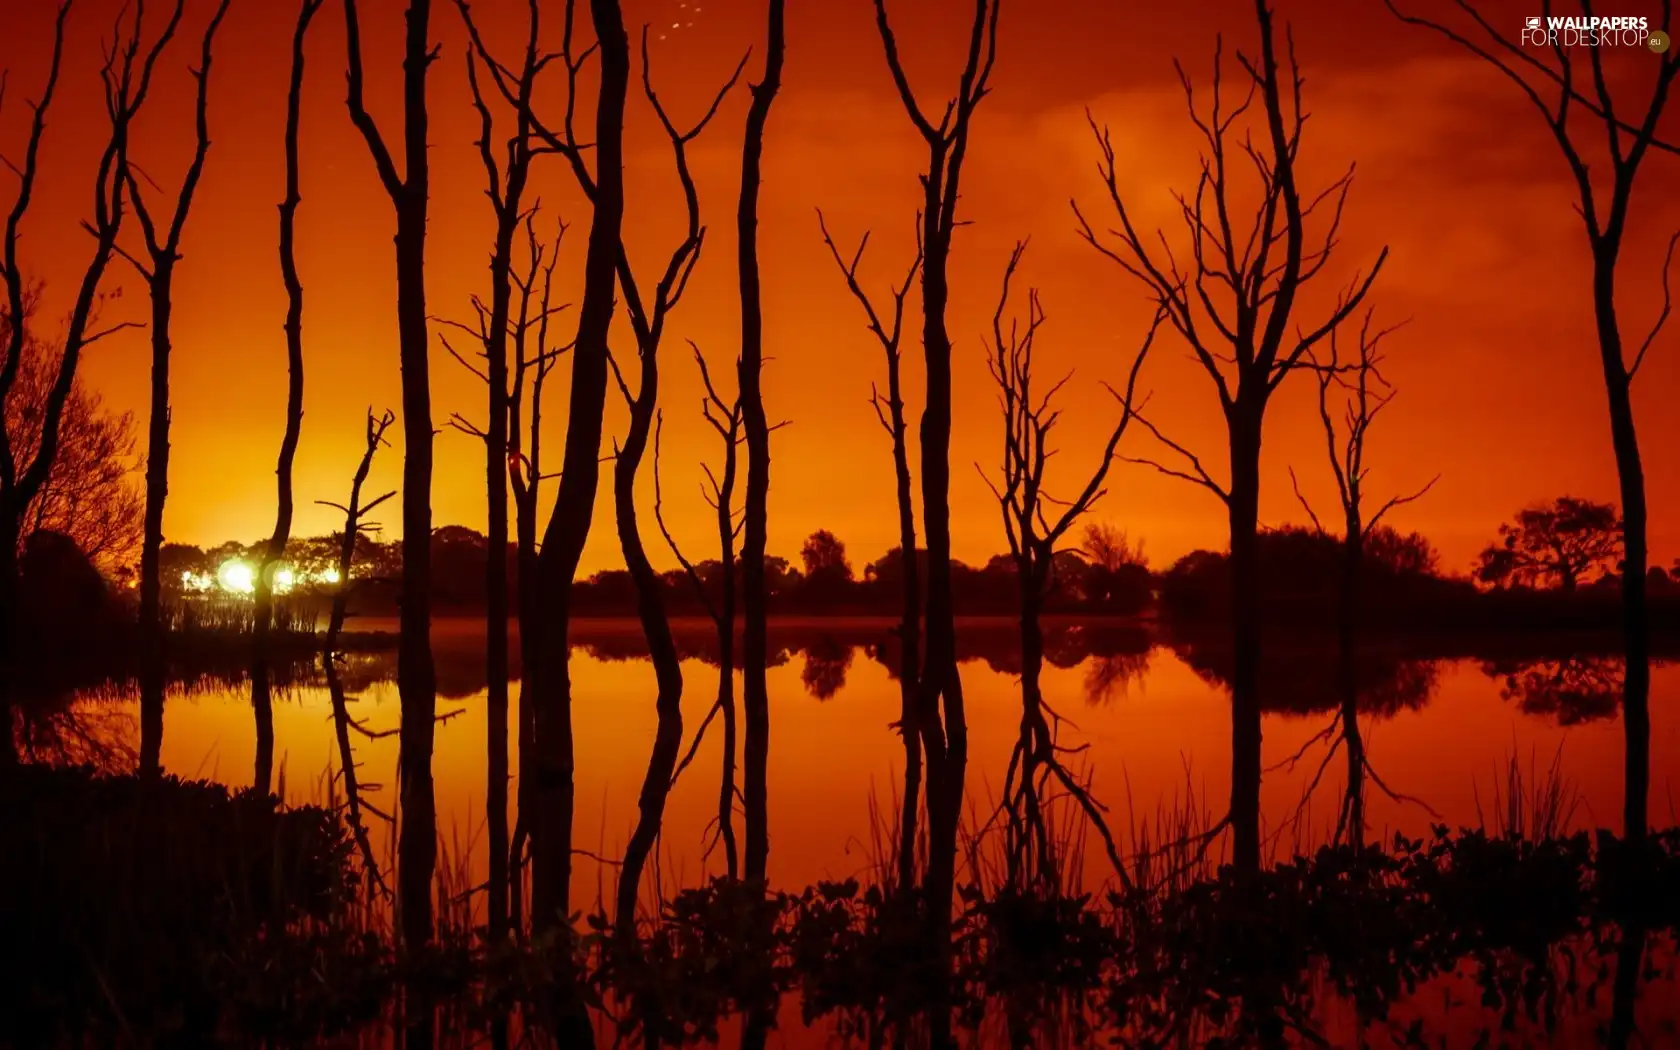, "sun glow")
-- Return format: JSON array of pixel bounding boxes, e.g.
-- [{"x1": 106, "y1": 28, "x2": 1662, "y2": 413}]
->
[{"x1": 217, "y1": 559, "x2": 256, "y2": 594}]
